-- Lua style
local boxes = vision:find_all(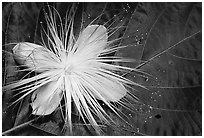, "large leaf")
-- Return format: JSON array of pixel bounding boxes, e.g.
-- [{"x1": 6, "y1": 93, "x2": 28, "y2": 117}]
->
[{"x1": 117, "y1": 2, "x2": 202, "y2": 136}]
